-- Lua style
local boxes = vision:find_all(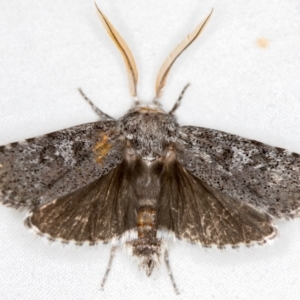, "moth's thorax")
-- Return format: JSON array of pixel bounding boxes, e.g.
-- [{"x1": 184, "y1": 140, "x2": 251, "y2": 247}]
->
[{"x1": 121, "y1": 106, "x2": 179, "y2": 161}]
